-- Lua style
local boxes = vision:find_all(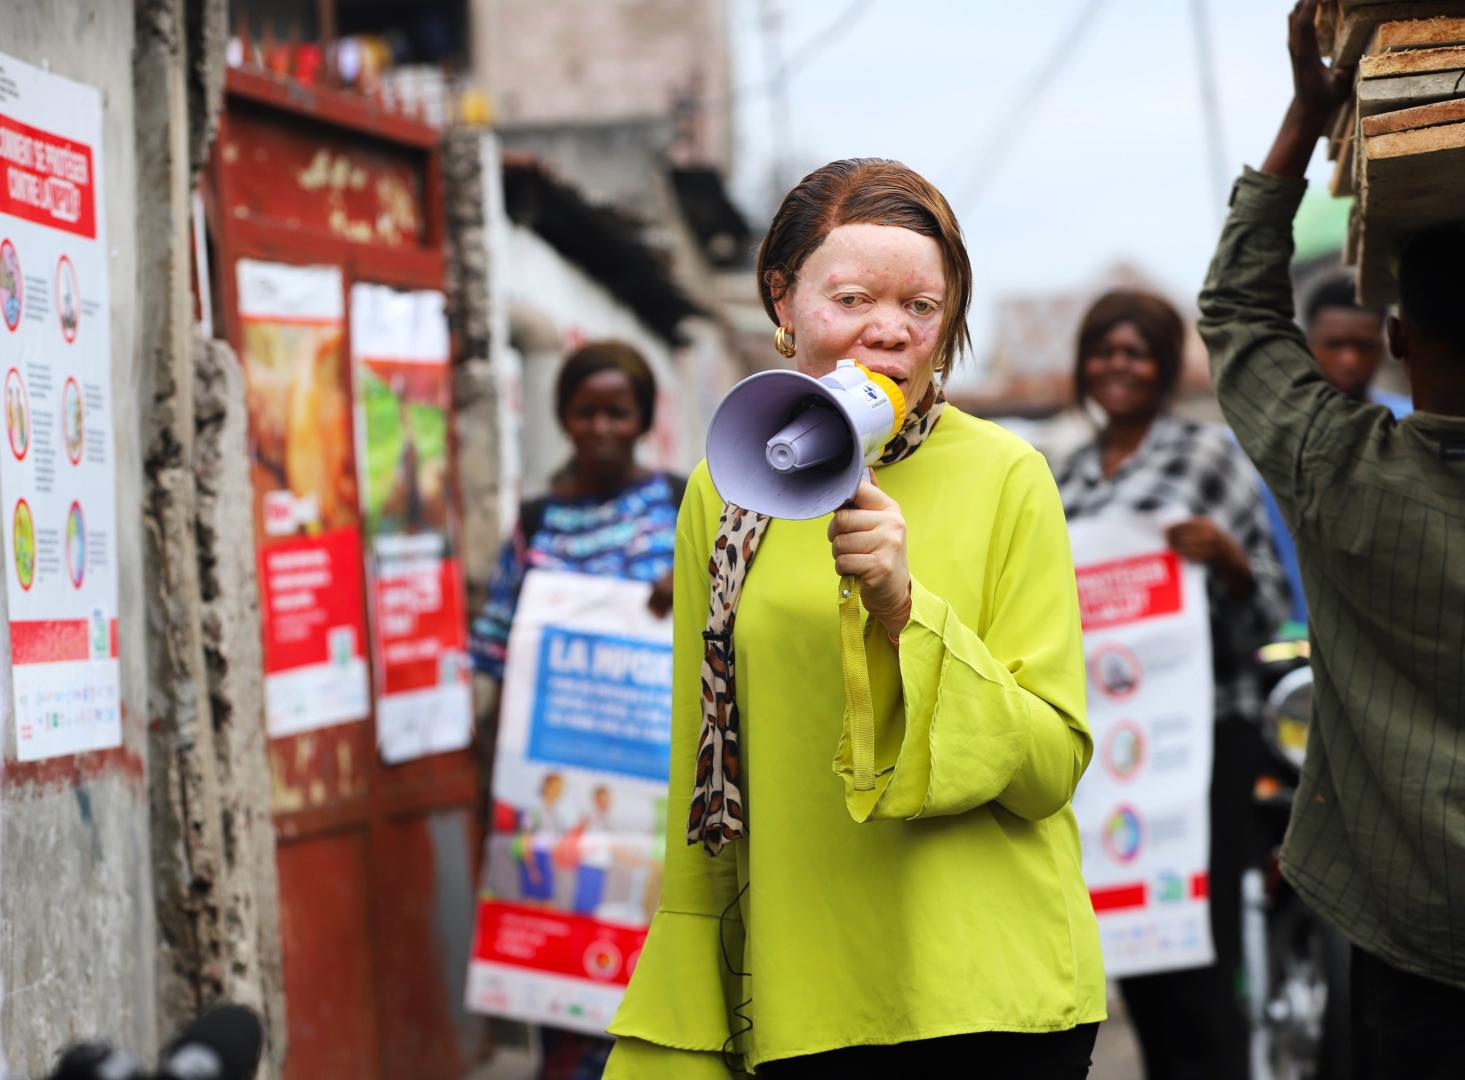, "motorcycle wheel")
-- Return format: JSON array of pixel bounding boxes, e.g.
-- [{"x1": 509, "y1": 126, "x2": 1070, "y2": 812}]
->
[{"x1": 1266, "y1": 896, "x2": 1352, "y2": 1080}]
